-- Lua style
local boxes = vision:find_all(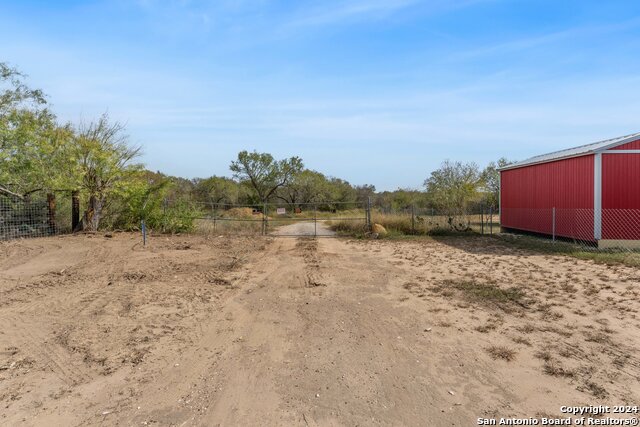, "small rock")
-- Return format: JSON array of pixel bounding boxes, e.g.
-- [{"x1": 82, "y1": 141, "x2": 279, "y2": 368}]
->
[
  {"x1": 424, "y1": 328, "x2": 432, "y2": 332},
  {"x1": 448, "y1": 390, "x2": 455, "y2": 396},
  {"x1": 315, "y1": 394, "x2": 320, "y2": 398},
  {"x1": 101, "y1": 411, "x2": 111, "y2": 415}
]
